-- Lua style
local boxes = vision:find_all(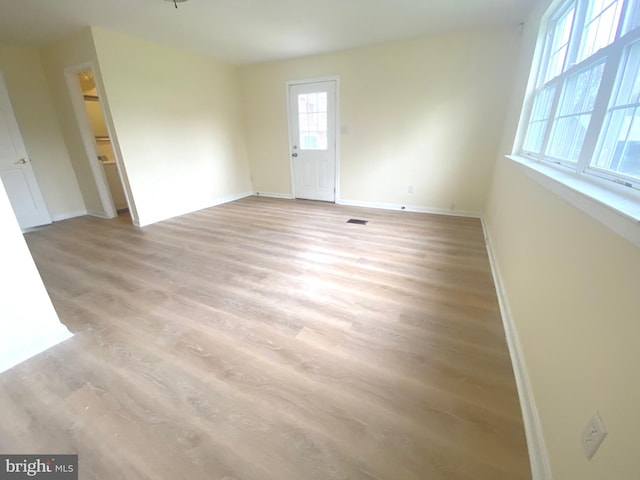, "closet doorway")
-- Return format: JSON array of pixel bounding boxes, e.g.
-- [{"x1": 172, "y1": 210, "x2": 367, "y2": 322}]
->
[{"x1": 77, "y1": 70, "x2": 129, "y2": 216}]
